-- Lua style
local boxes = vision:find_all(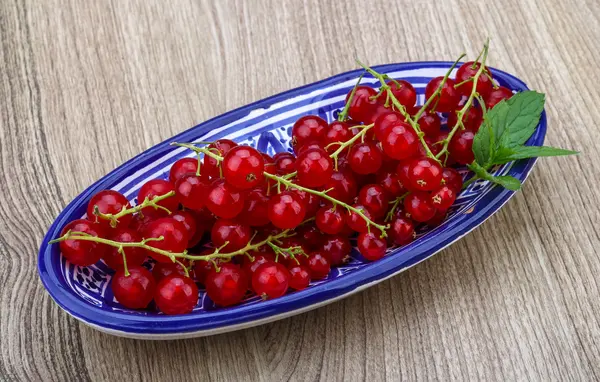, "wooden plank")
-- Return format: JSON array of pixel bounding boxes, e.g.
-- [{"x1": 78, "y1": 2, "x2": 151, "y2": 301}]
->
[{"x1": 0, "y1": 0, "x2": 598, "y2": 380}]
